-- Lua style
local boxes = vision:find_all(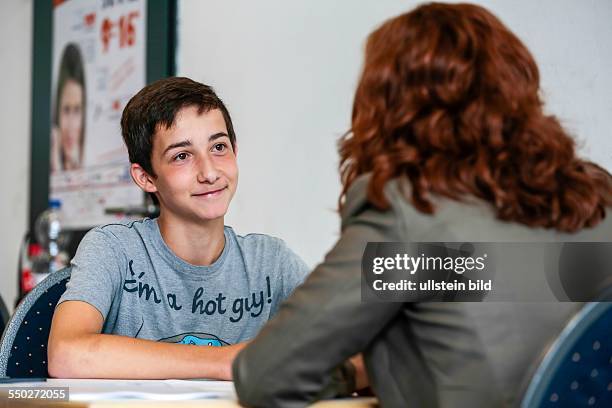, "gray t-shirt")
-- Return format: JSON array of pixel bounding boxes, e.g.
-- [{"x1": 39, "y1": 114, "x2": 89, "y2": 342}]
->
[{"x1": 58, "y1": 218, "x2": 309, "y2": 346}]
